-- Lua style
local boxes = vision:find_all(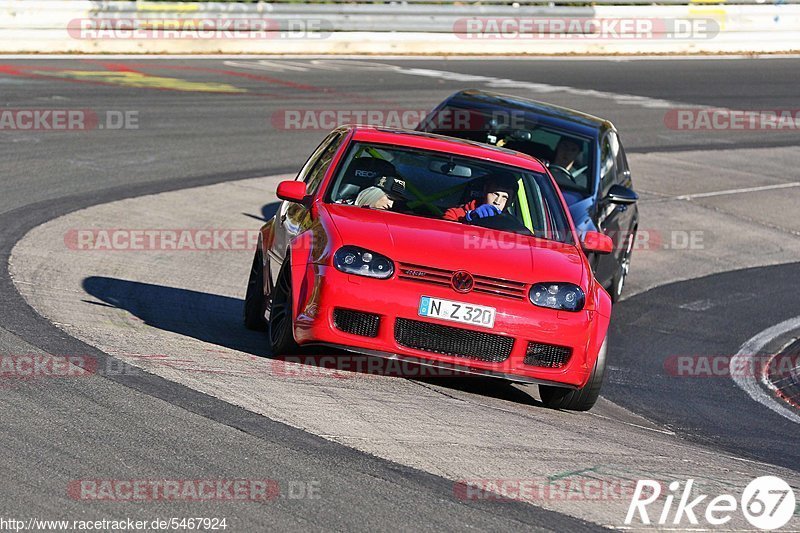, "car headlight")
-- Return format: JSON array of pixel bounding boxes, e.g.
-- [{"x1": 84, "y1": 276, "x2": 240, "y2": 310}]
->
[
  {"x1": 333, "y1": 246, "x2": 394, "y2": 279},
  {"x1": 529, "y1": 283, "x2": 585, "y2": 312}
]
